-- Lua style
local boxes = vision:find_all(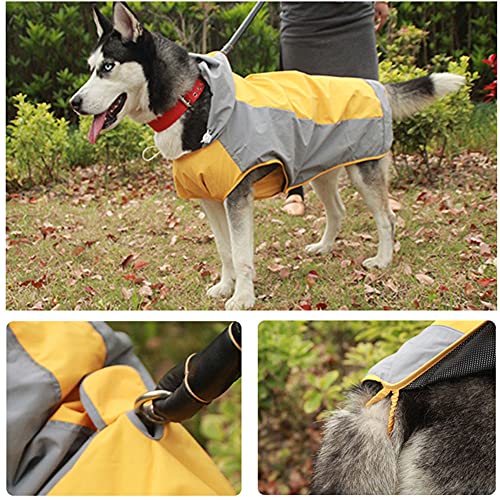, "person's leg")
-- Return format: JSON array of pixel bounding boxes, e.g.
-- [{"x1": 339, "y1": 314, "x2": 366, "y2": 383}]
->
[
  {"x1": 280, "y1": 2, "x2": 379, "y2": 215},
  {"x1": 282, "y1": 186, "x2": 305, "y2": 216}
]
